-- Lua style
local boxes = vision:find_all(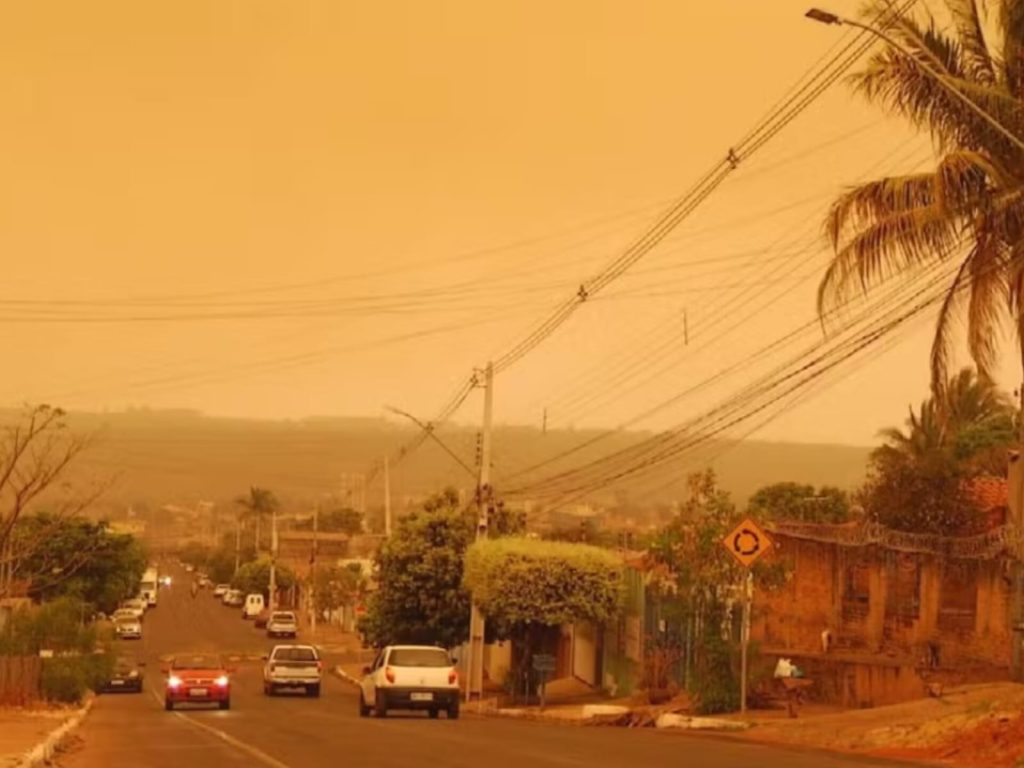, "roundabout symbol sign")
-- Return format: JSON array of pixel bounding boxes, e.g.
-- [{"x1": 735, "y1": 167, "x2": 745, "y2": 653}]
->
[{"x1": 723, "y1": 518, "x2": 772, "y2": 568}]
